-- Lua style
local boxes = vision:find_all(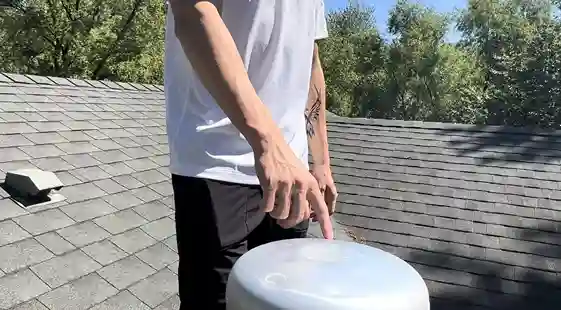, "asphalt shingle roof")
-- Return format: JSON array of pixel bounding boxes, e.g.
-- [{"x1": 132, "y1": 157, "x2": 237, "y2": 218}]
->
[
  {"x1": 328, "y1": 116, "x2": 561, "y2": 310},
  {"x1": 0, "y1": 73, "x2": 351, "y2": 310},
  {"x1": 0, "y1": 73, "x2": 179, "y2": 309},
  {"x1": 7, "y1": 70, "x2": 559, "y2": 310}
]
